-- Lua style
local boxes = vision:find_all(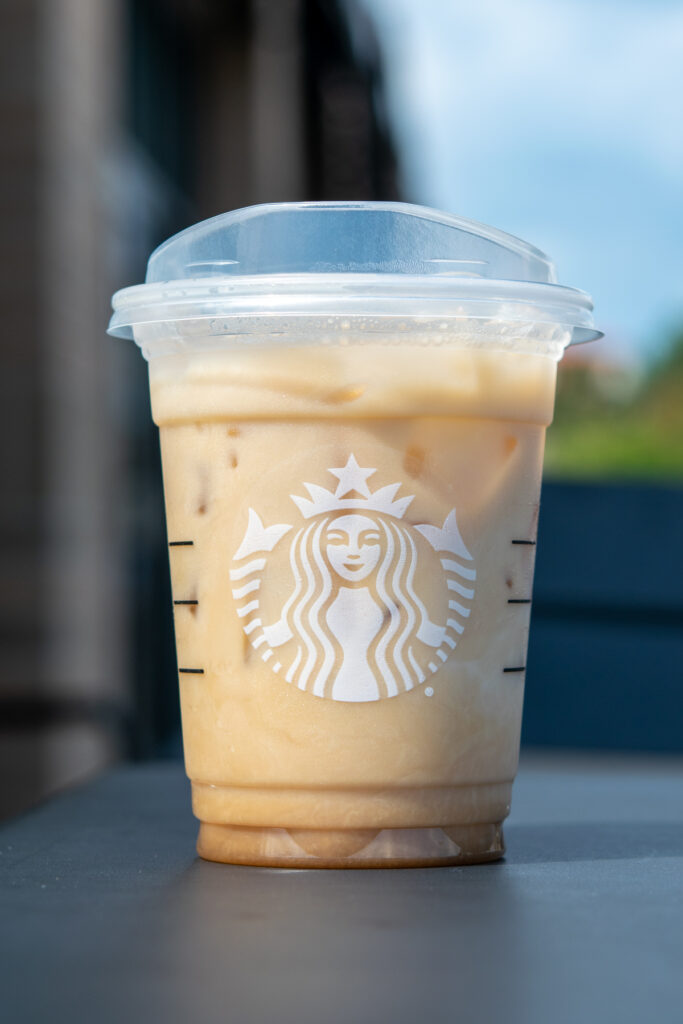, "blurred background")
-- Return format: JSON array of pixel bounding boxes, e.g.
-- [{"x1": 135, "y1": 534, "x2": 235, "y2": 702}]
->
[{"x1": 1, "y1": 0, "x2": 681, "y2": 819}]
